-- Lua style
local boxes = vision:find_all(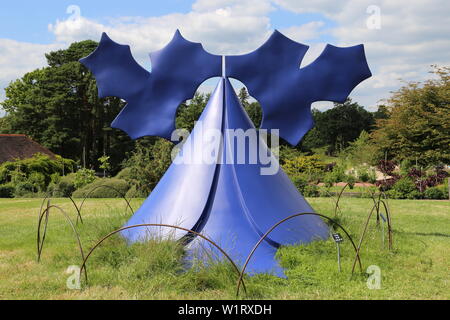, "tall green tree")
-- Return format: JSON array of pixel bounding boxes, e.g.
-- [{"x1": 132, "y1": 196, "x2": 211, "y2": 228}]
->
[
  {"x1": 372, "y1": 66, "x2": 450, "y2": 166},
  {"x1": 238, "y1": 87, "x2": 262, "y2": 128},
  {"x1": 301, "y1": 99, "x2": 375, "y2": 154},
  {"x1": 176, "y1": 92, "x2": 210, "y2": 132},
  {"x1": 1, "y1": 41, "x2": 134, "y2": 173}
]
